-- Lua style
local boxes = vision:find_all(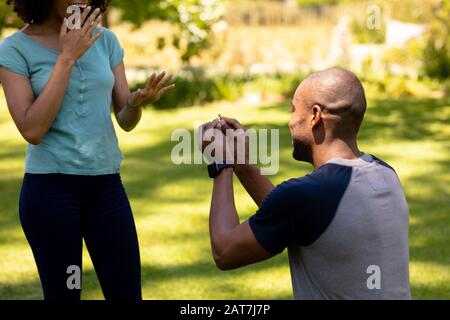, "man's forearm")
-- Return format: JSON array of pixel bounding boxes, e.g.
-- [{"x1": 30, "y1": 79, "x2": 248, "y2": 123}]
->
[
  {"x1": 234, "y1": 164, "x2": 274, "y2": 207},
  {"x1": 210, "y1": 168, "x2": 239, "y2": 257}
]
